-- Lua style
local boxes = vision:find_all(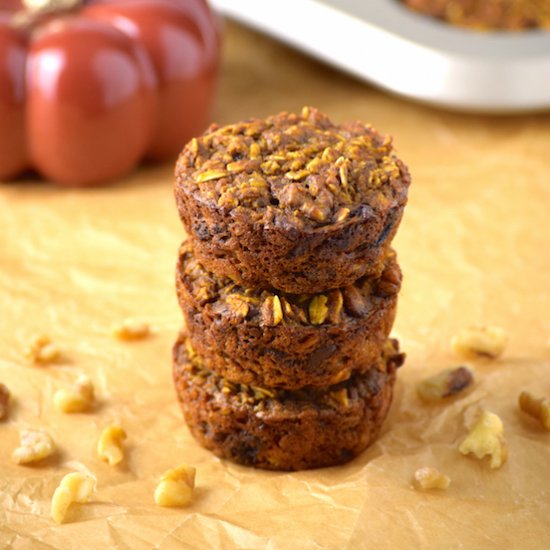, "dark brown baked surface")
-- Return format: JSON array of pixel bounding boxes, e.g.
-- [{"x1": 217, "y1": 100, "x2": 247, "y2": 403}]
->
[
  {"x1": 400, "y1": 0, "x2": 550, "y2": 30},
  {"x1": 173, "y1": 335, "x2": 405, "y2": 470},
  {"x1": 174, "y1": 107, "x2": 410, "y2": 293},
  {"x1": 176, "y1": 240, "x2": 401, "y2": 389}
]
